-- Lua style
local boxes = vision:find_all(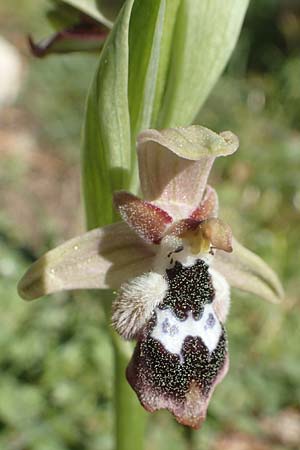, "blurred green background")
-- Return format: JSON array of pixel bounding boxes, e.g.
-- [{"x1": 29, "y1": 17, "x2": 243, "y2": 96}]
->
[{"x1": 0, "y1": 1, "x2": 299, "y2": 449}]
